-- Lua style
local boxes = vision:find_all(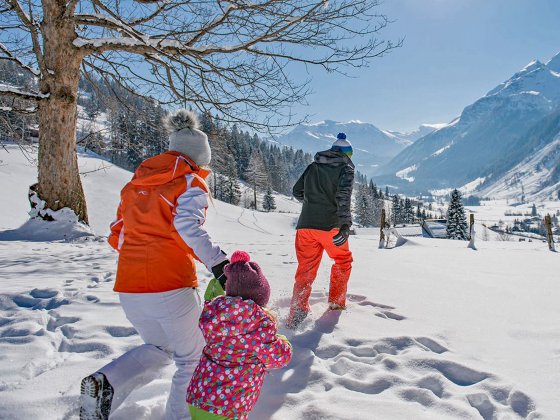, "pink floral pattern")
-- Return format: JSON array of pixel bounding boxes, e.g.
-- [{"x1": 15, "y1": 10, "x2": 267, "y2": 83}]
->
[{"x1": 187, "y1": 296, "x2": 292, "y2": 419}]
